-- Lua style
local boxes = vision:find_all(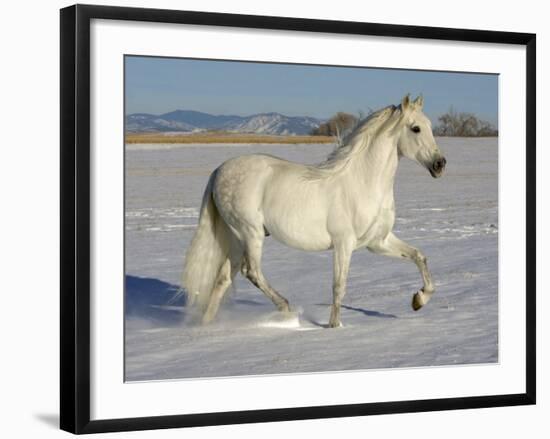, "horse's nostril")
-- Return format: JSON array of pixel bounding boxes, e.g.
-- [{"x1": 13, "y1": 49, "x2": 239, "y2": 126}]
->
[{"x1": 433, "y1": 158, "x2": 446, "y2": 171}]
